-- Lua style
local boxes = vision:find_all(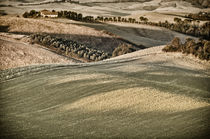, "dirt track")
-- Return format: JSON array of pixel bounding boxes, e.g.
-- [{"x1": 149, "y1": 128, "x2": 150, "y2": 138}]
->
[{"x1": 1, "y1": 46, "x2": 210, "y2": 138}]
